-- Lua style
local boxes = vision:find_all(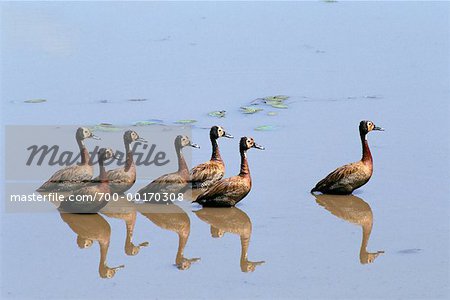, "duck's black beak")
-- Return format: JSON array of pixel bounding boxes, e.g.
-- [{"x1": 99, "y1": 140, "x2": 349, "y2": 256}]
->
[
  {"x1": 91, "y1": 134, "x2": 101, "y2": 140},
  {"x1": 137, "y1": 137, "x2": 147, "y2": 143},
  {"x1": 224, "y1": 132, "x2": 234, "y2": 138},
  {"x1": 190, "y1": 143, "x2": 200, "y2": 149},
  {"x1": 373, "y1": 126, "x2": 384, "y2": 131},
  {"x1": 253, "y1": 143, "x2": 265, "y2": 150}
]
